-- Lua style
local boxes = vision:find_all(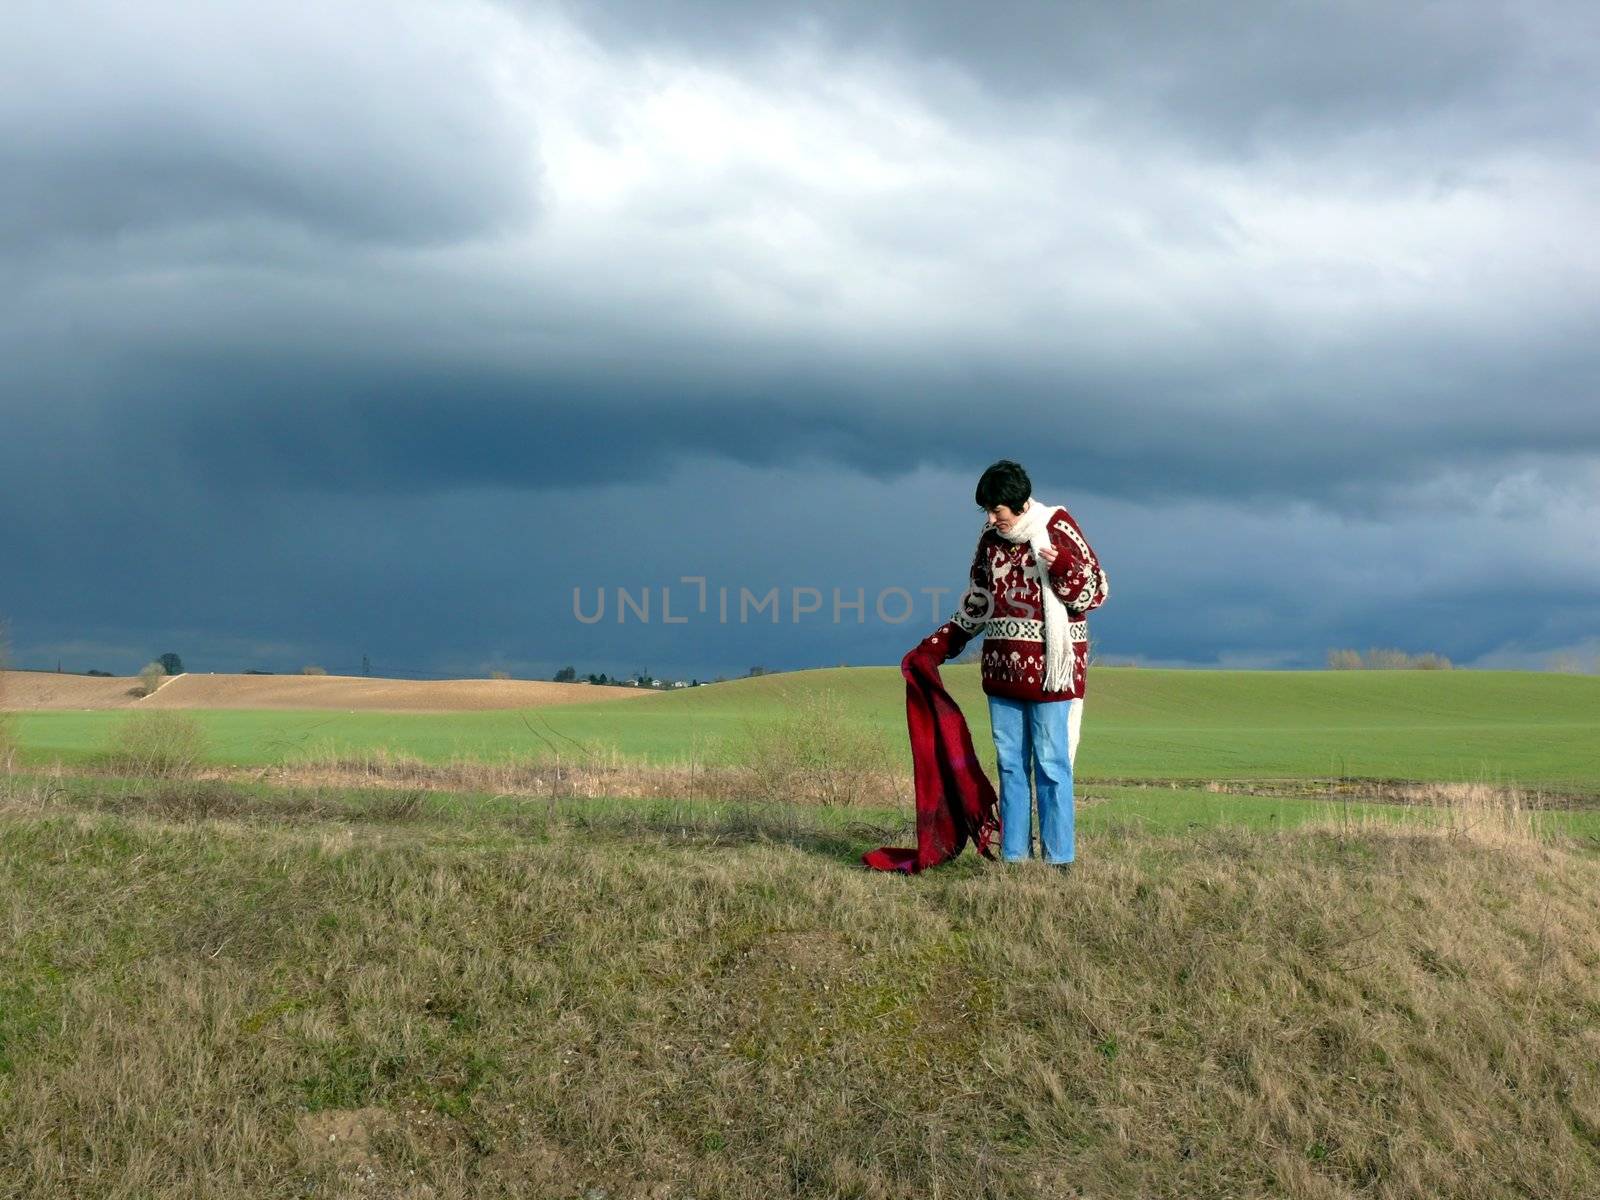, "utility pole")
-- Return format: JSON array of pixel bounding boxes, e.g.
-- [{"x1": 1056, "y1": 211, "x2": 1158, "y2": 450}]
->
[{"x1": 361, "y1": 654, "x2": 371, "y2": 677}]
